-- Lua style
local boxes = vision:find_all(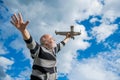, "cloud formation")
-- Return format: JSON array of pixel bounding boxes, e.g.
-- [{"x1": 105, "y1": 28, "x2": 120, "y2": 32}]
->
[
  {"x1": 0, "y1": 57, "x2": 14, "y2": 80},
  {"x1": 91, "y1": 23, "x2": 118, "y2": 43},
  {"x1": 68, "y1": 44, "x2": 120, "y2": 80}
]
